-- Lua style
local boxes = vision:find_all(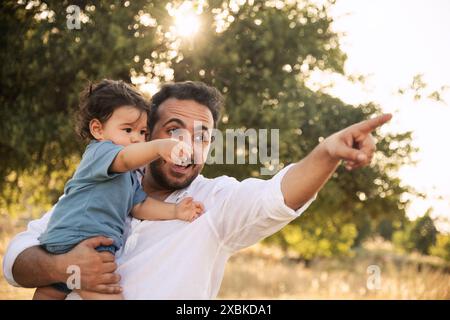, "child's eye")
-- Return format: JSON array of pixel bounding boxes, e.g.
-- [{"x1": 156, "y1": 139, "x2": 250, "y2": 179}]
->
[
  {"x1": 123, "y1": 128, "x2": 132, "y2": 133},
  {"x1": 140, "y1": 130, "x2": 147, "y2": 135}
]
